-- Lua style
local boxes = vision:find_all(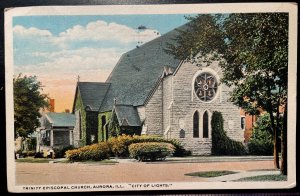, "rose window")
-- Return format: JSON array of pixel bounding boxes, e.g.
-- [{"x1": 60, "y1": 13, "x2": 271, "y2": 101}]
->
[{"x1": 194, "y1": 72, "x2": 218, "y2": 101}]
